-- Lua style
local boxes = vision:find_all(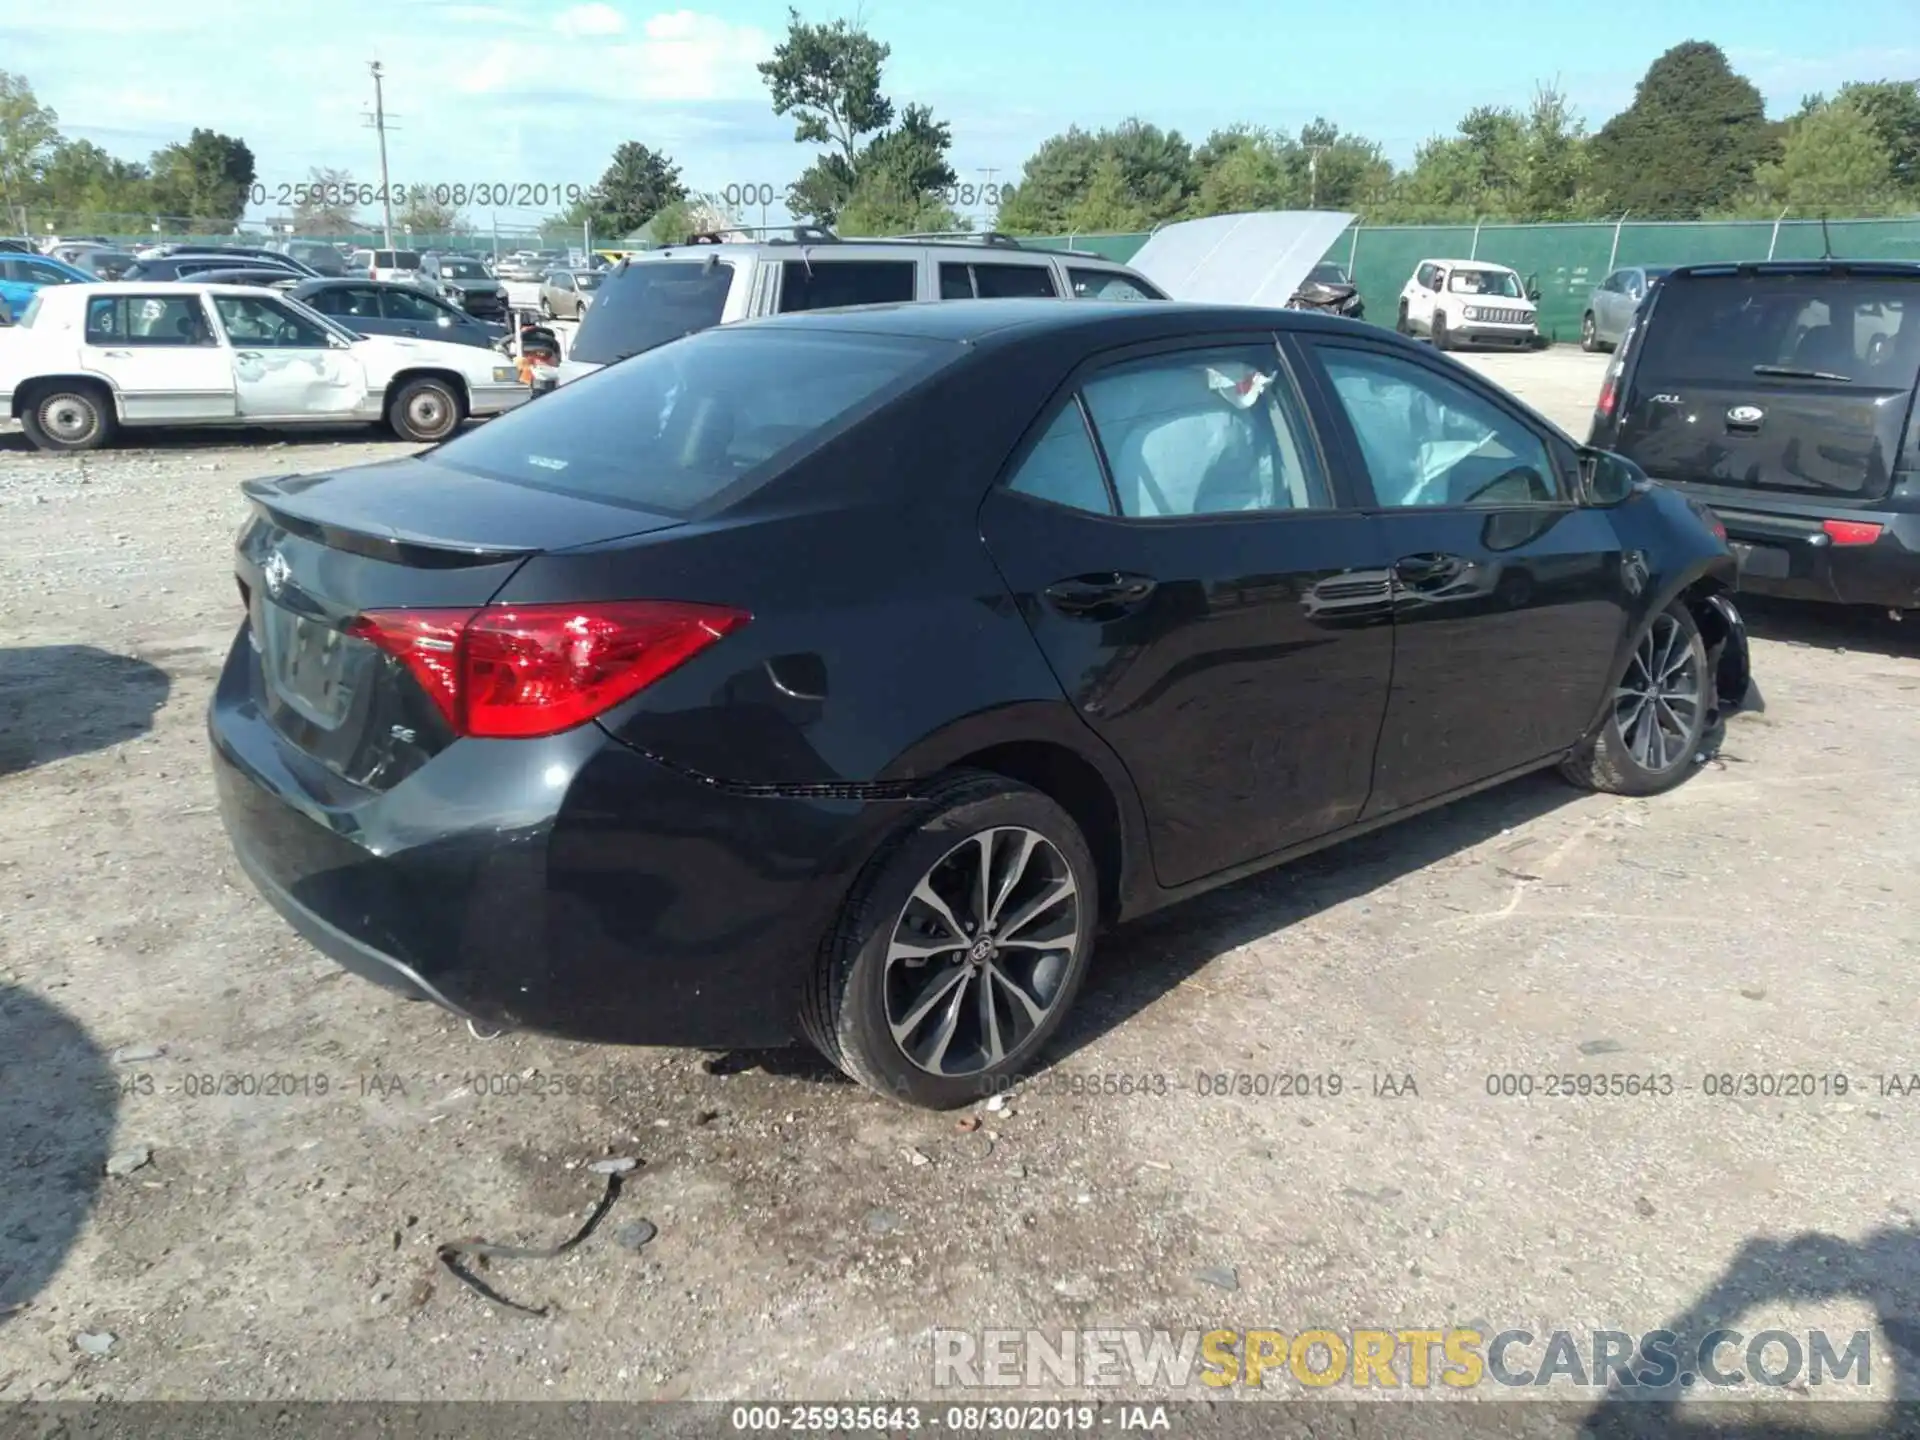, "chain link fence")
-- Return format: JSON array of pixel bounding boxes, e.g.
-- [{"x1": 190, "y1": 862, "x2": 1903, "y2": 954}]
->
[
  {"x1": 10, "y1": 210, "x2": 583, "y2": 255},
  {"x1": 1025, "y1": 216, "x2": 1920, "y2": 341}
]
